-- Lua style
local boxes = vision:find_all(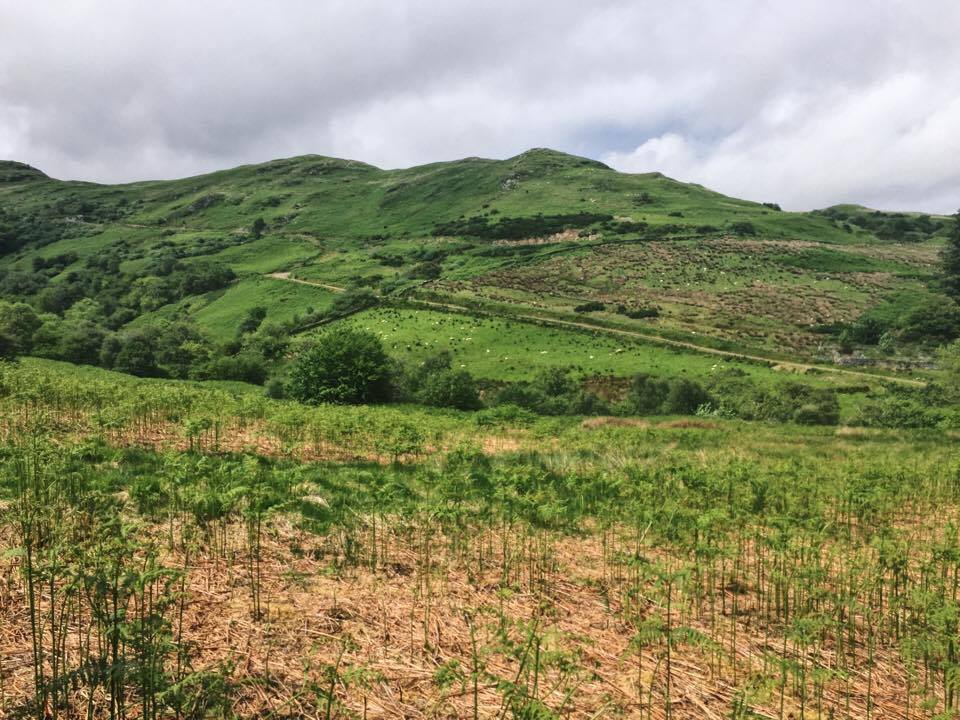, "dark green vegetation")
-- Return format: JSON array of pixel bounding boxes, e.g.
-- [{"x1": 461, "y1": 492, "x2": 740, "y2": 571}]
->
[{"x1": 1, "y1": 360, "x2": 960, "y2": 718}]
